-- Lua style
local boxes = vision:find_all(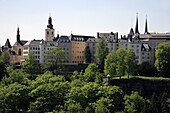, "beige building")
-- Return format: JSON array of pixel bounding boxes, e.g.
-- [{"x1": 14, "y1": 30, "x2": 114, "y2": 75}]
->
[{"x1": 70, "y1": 34, "x2": 95, "y2": 64}]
